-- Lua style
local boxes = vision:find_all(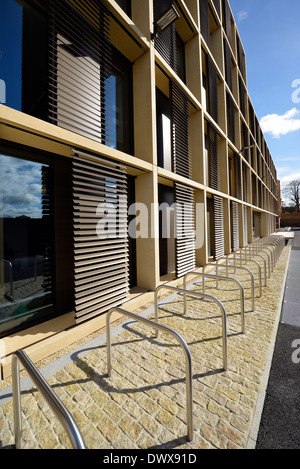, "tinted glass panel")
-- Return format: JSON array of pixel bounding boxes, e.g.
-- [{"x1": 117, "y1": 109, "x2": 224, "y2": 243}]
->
[
  {"x1": 0, "y1": 154, "x2": 54, "y2": 337},
  {"x1": 0, "y1": 0, "x2": 48, "y2": 119}
]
